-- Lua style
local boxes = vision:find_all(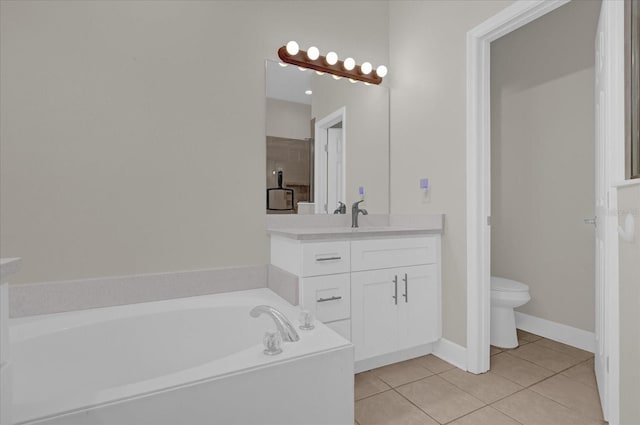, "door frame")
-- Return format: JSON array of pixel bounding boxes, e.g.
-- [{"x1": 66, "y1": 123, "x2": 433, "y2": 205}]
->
[
  {"x1": 466, "y1": 1, "x2": 623, "y2": 421},
  {"x1": 314, "y1": 107, "x2": 347, "y2": 214}
]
